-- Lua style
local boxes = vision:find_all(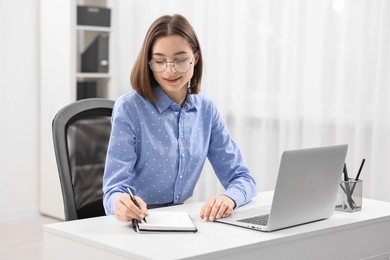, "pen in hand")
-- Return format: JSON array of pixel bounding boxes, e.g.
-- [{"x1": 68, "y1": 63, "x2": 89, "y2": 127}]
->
[{"x1": 126, "y1": 187, "x2": 147, "y2": 223}]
